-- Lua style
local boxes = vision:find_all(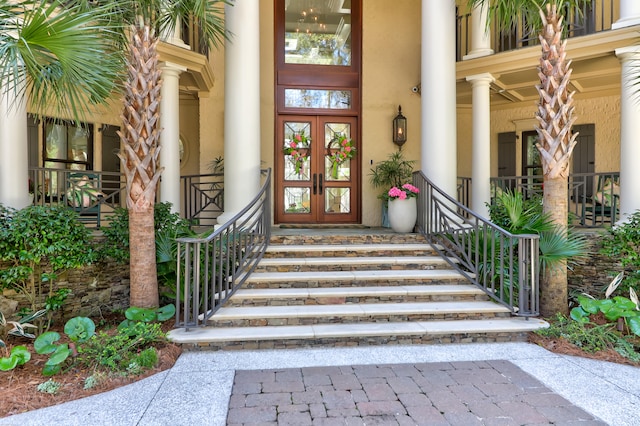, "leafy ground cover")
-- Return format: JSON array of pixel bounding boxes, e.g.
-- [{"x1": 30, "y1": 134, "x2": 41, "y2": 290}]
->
[{"x1": 0, "y1": 313, "x2": 181, "y2": 418}]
